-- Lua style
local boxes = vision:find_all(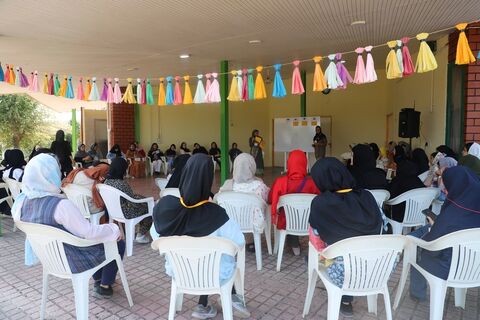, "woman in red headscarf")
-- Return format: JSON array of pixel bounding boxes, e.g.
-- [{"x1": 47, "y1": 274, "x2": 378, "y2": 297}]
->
[{"x1": 268, "y1": 150, "x2": 320, "y2": 255}]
